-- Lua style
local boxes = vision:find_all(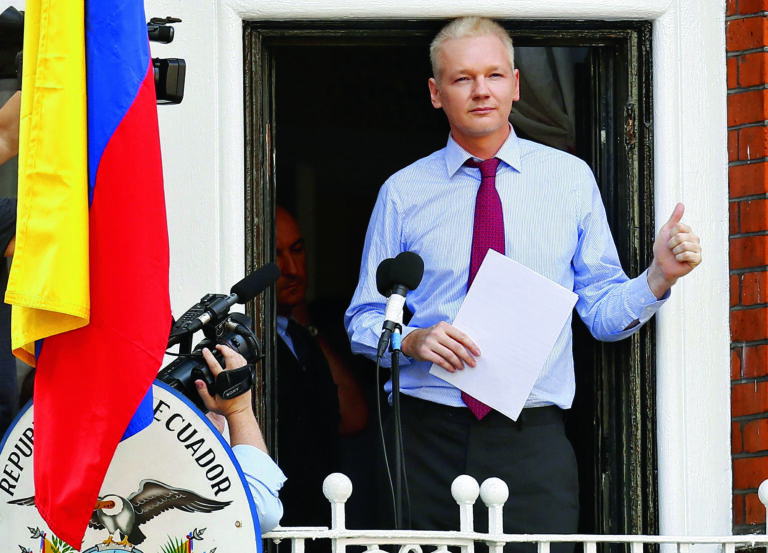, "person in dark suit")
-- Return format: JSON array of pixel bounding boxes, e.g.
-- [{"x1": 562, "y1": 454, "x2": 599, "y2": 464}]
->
[{"x1": 274, "y1": 206, "x2": 368, "y2": 533}]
